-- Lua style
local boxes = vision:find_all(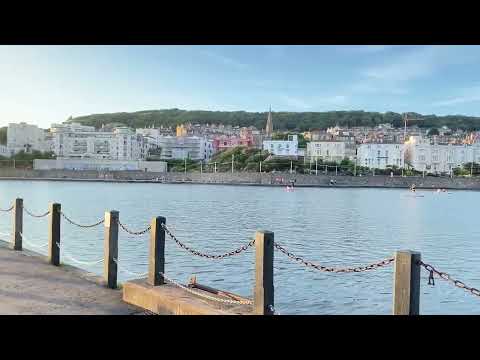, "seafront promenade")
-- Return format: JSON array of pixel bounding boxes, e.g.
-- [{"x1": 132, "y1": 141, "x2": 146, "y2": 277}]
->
[
  {"x1": 0, "y1": 240, "x2": 146, "y2": 315},
  {"x1": 2, "y1": 168, "x2": 480, "y2": 190}
]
